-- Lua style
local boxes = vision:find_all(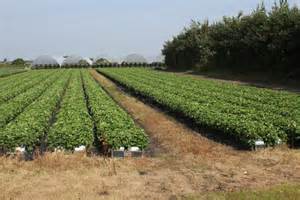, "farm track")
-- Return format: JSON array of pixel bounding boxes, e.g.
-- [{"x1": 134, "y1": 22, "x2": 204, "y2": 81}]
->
[{"x1": 90, "y1": 69, "x2": 300, "y2": 192}]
